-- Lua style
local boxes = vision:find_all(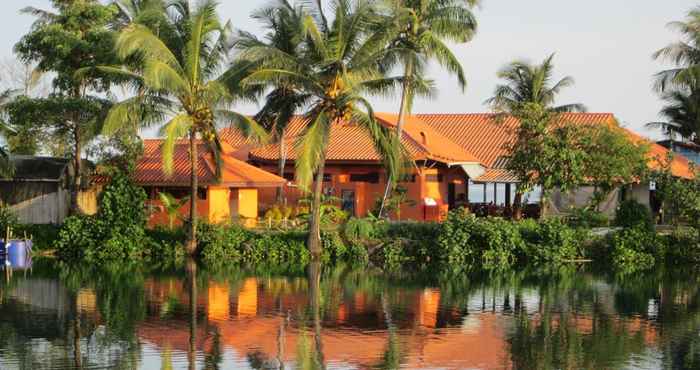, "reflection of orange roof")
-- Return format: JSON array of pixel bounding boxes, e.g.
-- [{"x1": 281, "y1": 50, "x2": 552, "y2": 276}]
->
[{"x1": 134, "y1": 140, "x2": 286, "y2": 187}]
